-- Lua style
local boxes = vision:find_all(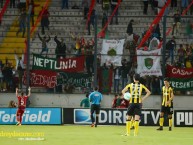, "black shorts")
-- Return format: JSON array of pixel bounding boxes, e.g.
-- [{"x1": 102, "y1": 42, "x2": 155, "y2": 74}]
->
[
  {"x1": 160, "y1": 106, "x2": 173, "y2": 115},
  {"x1": 127, "y1": 103, "x2": 142, "y2": 116},
  {"x1": 90, "y1": 104, "x2": 100, "y2": 115}
]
